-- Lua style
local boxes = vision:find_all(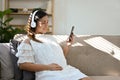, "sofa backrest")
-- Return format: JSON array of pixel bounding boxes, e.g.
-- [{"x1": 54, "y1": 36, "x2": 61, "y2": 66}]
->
[
  {"x1": 66, "y1": 35, "x2": 120, "y2": 76},
  {"x1": 14, "y1": 34, "x2": 120, "y2": 76}
]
